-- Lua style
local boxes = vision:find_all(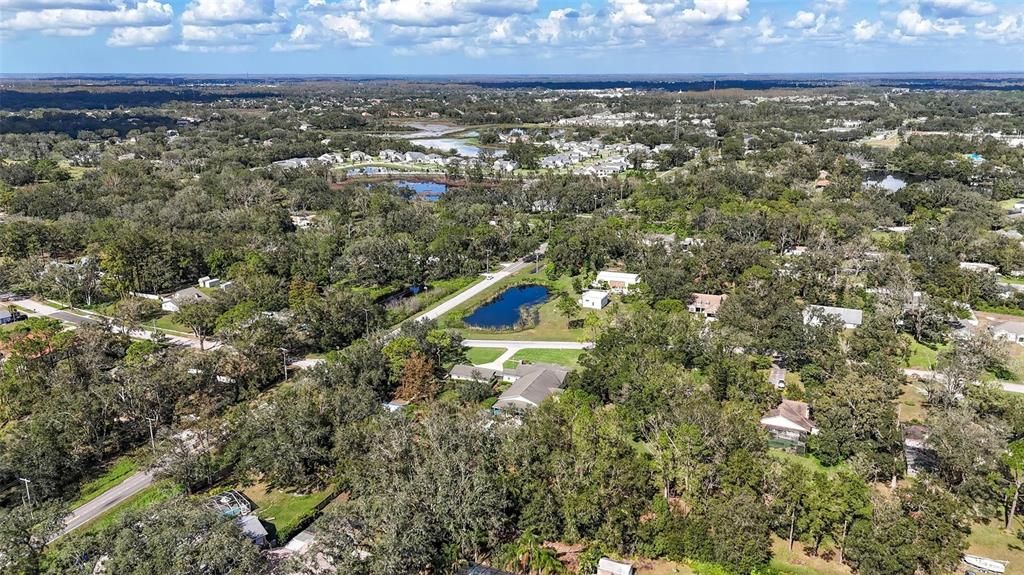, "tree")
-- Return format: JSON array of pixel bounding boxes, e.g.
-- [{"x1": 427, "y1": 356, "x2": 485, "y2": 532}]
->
[
  {"x1": 556, "y1": 292, "x2": 580, "y2": 327},
  {"x1": 395, "y1": 351, "x2": 437, "y2": 402},
  {"x1": 1004, "y1": 438, "x2": 1024, "y2": 530},
  {"x1": 0, "y1": 502, "x2": 67, "y2": 575},
  {"x1": 500, "y1": 531, "x2": 566, "y2": 575},
  {"x1": 46, "y1": 497, "x2": 264, "y2": 575},
  {"x1": 174, "y1": 300, "x2": 219, "y2": 351}
]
